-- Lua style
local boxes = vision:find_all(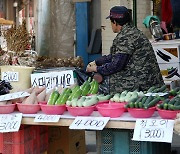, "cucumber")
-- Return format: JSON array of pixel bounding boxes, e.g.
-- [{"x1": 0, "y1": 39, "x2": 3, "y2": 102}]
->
[
  {"x1": 135, "y1": 97, "x2": 143, "y2": 104},
  {"x1": 83, "y1": 96, "x2": 98, "y2": 107},
  {"x1": 47, "y1": 90, "x2": 59, "y2": 105},
  {"x1": 144, "y1": 95, "x2": 154, "y2": 105},
  {"x1": 144, "y1": 97, "x2": 161, "y2": 109},
  {"x1": 141, "y1": 96, "x2": 148, "y2": 104},
  {"x1": 152, "y1": 85, "x2": 167, "y2": 93},
  {"x1": 170, "y1": 104, "x2": 180, "y2": 110},
  {"x1": 174, "y1": 99, "x2": 180, "y2": 106},
  {"x1": 134, "y1": 102, "x2": 139, "y2": 108},
  {"x1": 147, "y1": 86, "x2": 156, "y2": 93},
  {"x1": 157, "y1": 103, "x2": 163, "y2": 109},
  {"x1": 71, "y1": 98, "x2": 78, "y2": 107},
  {"x1": 138, "y1": 102, "x2": 143, "y2": 108},
  {"x1": 129, "y1": 102, "x2": 135, "y2": 108},
  {"x1": 163, "y1": 103, "x2": 168, "y2": 110}
]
